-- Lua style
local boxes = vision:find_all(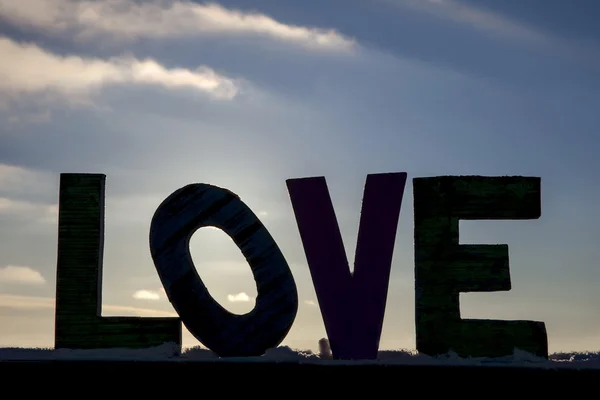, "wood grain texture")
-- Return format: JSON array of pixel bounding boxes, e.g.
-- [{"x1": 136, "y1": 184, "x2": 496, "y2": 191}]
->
[
  {"x1": 55, "y1": 173, "x2": 181, "y2": 350},
  {"x1": 413, "y1": 176, "x2": 548, "y2": 358},
  {"x1": 150, "y1": 183, "x2": 298, "y2": 357}
]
